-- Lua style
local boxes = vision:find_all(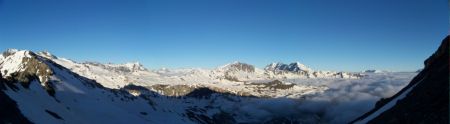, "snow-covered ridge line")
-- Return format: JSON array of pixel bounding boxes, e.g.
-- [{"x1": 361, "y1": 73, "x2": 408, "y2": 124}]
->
[
  {"x1": 33, "y1": 49, "x2": 360, "y2": 77},
  {"x1": 37, "y1": 50, "x2": 360, "y2": 76},
  {"x1": 0, "y1": 49, "x2": 35, "y2": 77},
  {"x1": 1, "y1": 49, "x2": 362, "y2": 99}
]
